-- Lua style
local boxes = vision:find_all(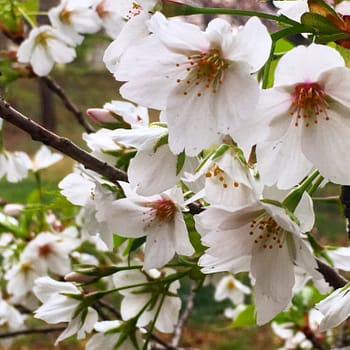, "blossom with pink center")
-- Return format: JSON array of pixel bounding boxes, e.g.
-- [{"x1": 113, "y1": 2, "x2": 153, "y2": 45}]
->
[
  {"x1": 196, "y1": 188, "x2": 320, "y2": 325},
  {"x1": 237, "y1": 43, "x2": 350, "y2": 188},
  {"x1": 114, "y1": 12, "x2": 271, "y2": 156},
  {"x1": 97, "y1": 182, "x2": 194, "y2": 269}
]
